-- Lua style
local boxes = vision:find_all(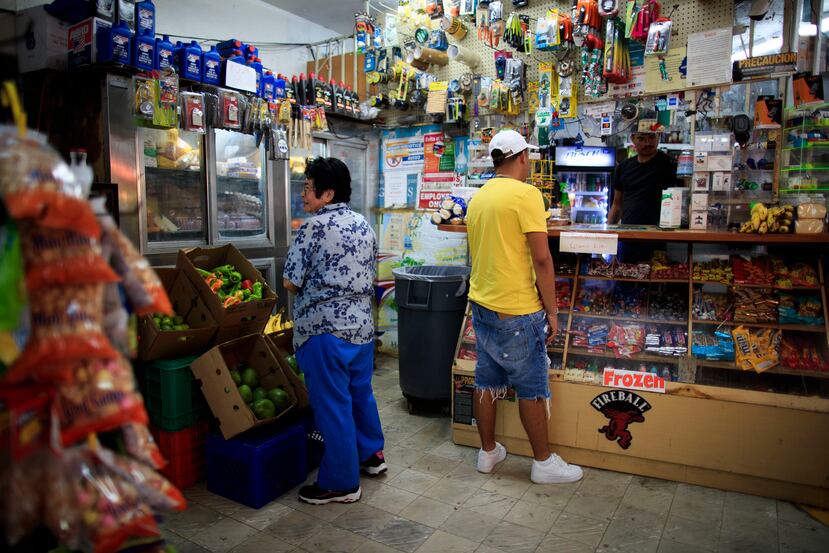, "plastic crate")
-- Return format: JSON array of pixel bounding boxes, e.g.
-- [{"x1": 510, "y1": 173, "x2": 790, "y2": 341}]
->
[
  {"x1": 137, "y1": 355, "x2": 208, "y2": 431},
  {"x1": 206, "y1": 421, "x2": 308, "y2": 508},
  {"x1": 150, "y1": 420, "x2": 209, "y2": 490}
]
